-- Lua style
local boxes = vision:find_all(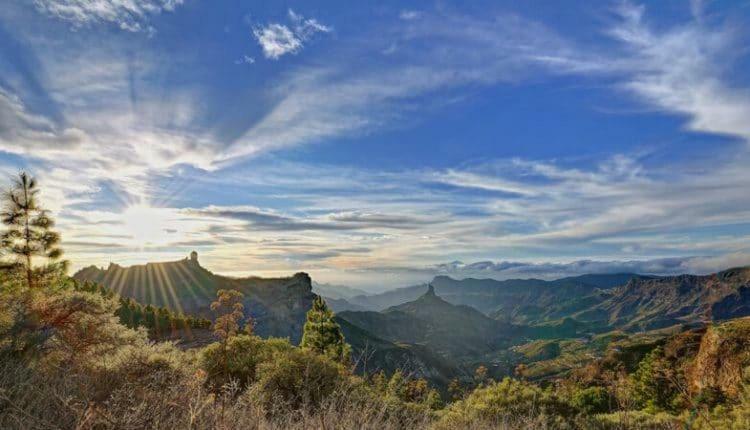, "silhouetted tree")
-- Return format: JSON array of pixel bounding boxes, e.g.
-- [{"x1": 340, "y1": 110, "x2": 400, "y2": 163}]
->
[
  {"x1": 1, "y1": 172, "x2": 66, "y2": 288},
  {"x1": 300, "y1": 296, "x2": 351, "y2": 364}
]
